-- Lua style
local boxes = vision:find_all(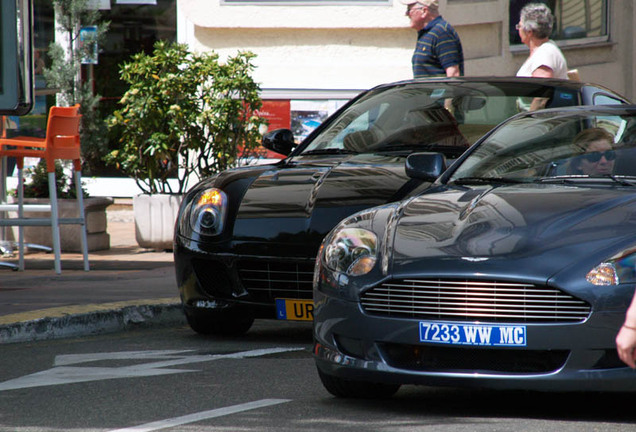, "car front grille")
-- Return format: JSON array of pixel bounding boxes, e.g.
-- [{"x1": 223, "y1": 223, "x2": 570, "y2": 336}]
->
[
  {"x1": 237, "y1": 260, "x2": 315, "y2": 302},
  {"x1": 361, "y1": 279, "x2": 591, "y2": 323}
]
